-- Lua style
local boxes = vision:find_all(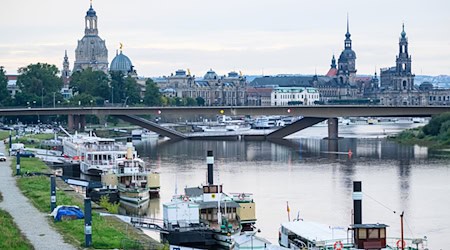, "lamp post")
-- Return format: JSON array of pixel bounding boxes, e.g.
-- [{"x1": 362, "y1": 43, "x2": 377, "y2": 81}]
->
[
  {"x1": 41, "y1": 88, "x2": 44, "y2": 108},
  {"x1": 53, "y1": 92, "x2": 56, "y2": 108},
  {"x1": 111, "y1": 86, "x2": 114, "y2": 106}
]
